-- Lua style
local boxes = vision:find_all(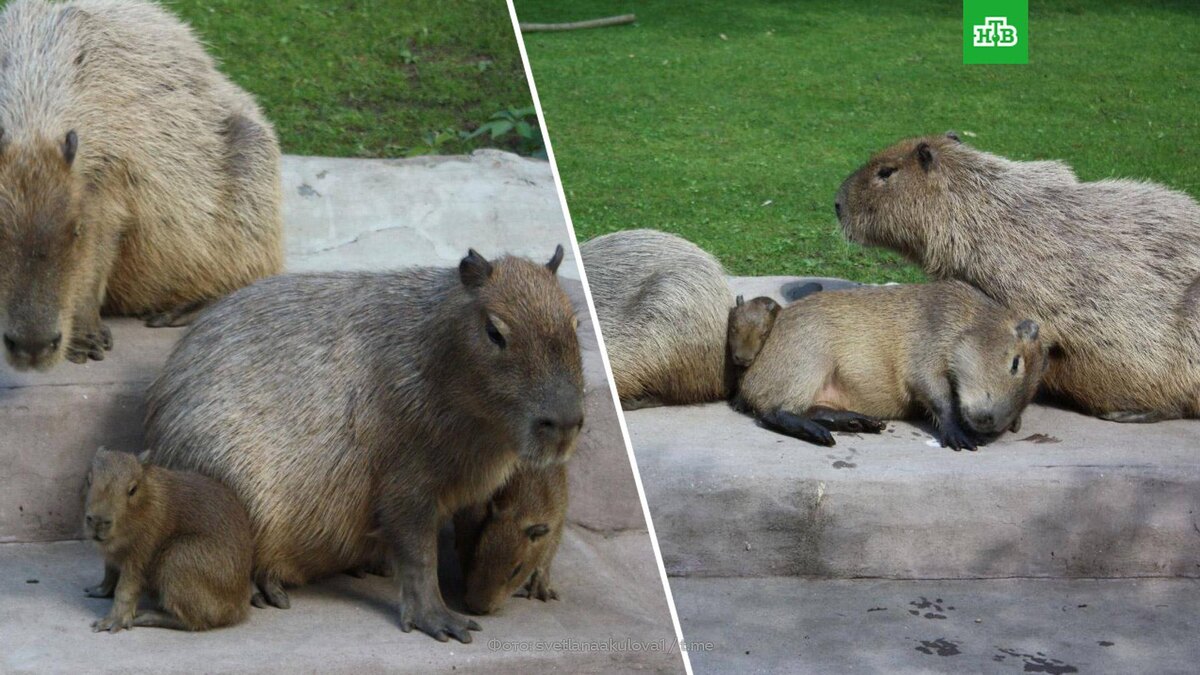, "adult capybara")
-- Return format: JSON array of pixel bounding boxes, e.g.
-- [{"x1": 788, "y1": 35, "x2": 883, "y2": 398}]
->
[
  {"x1": 736, "y1": 282, "x2": 1048, "y2": 450},
  {"x1": 836, "y1": 133, "x2": 1200, "y2": 422},
  {"x1": 83, "y1": 448, "x2": 253, "y2": 632},
  {"x1": 454, "y1": 462, "x2": 567, "y2": 616},
  {"x1": 146, "y1": 247, "x2": 583, "y2": 643},
  {"x1": 0, "y1": 0, "x2": 282, "y2": 370},
  {"x1": 580, "y1": 229, "x2": 733, "y2": 409}
]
